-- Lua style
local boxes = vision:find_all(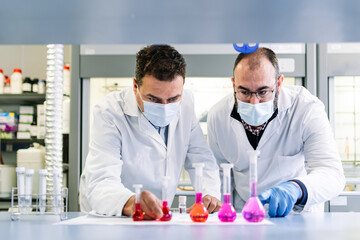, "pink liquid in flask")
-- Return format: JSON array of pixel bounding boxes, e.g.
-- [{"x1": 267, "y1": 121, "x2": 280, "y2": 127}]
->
[
  {"x1": 242, "y1": 181, "x2": 265, "y2": 222},
  {"x1": 218, "y1": 194, "x2": 237, "y2": 222}
]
